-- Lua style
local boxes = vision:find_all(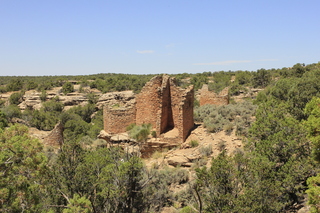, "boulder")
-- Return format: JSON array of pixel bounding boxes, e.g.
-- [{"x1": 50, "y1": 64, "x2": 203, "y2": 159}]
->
[{"x1": 167, "y1": 155, "x2": 190, "y2": 167}]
